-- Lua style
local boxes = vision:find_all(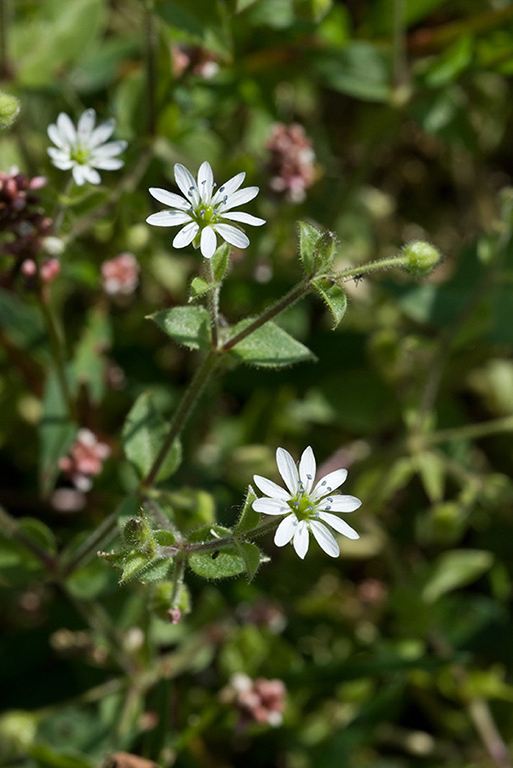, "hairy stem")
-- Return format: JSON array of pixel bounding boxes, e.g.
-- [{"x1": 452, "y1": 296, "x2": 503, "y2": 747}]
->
[{"x1": 39, "y1": 296, "x2": 76, "y2": 422}]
